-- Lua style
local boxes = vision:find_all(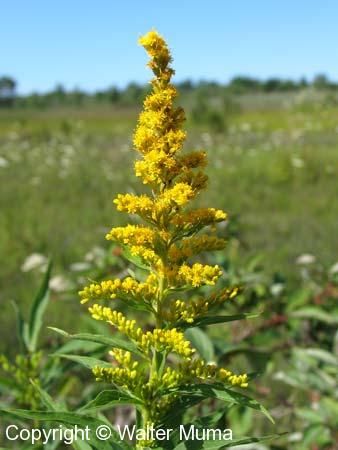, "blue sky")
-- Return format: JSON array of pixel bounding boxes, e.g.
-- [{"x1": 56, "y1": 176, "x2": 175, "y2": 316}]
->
[{"x1": 2, "y1": 0, "x2": 338, "y2": 94}]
